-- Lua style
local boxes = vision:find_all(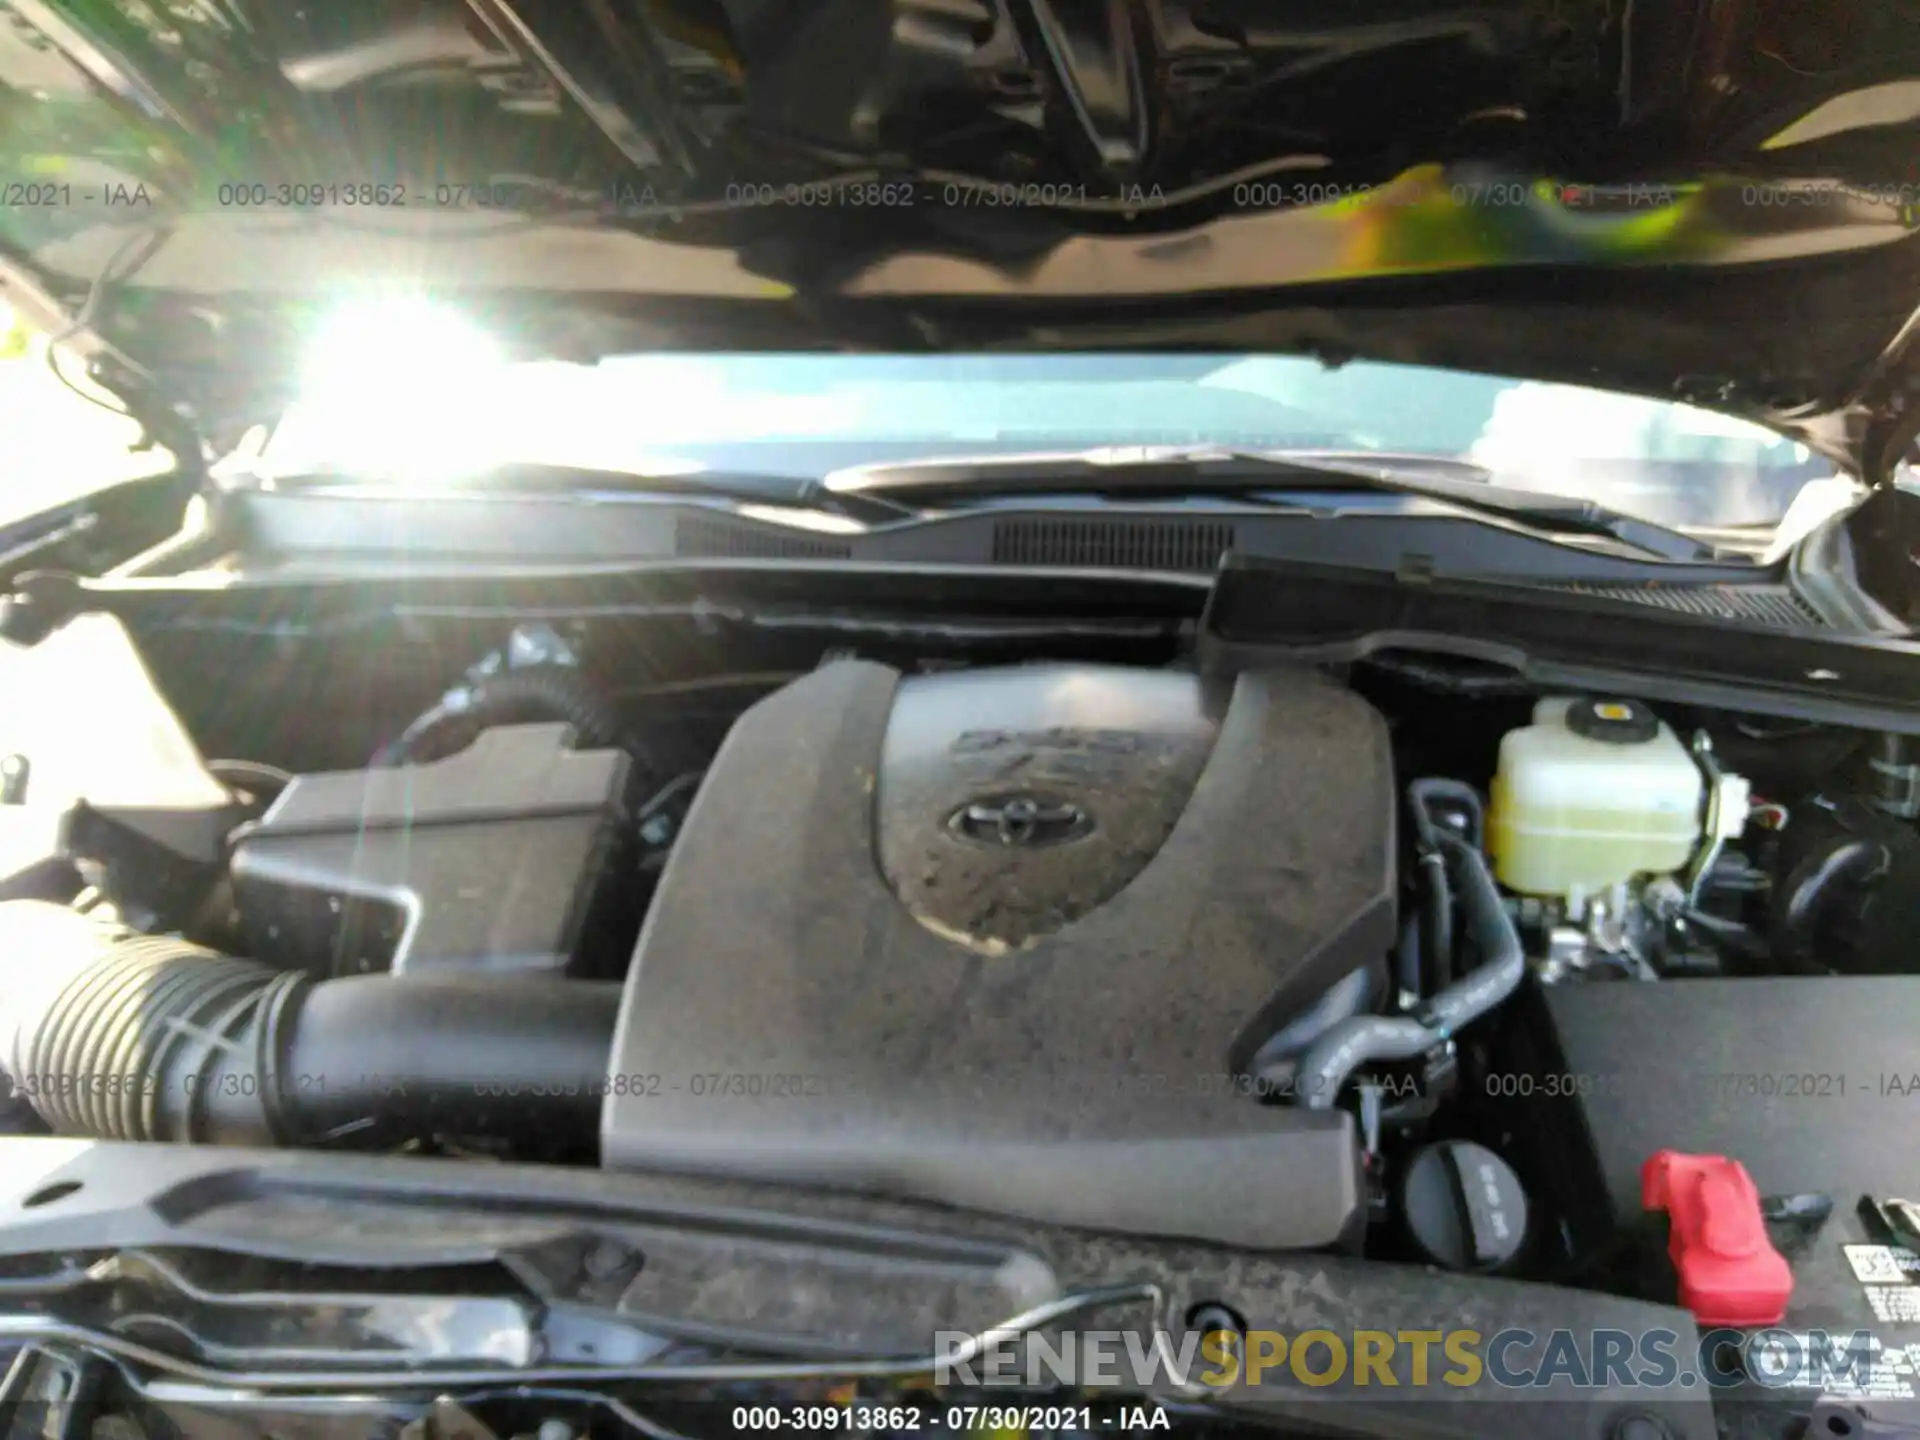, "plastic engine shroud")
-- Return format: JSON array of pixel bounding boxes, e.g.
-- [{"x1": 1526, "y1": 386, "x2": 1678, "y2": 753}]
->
[{"x1": 602, "y1": 660, "x2": 1396, "y2": 1249}]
